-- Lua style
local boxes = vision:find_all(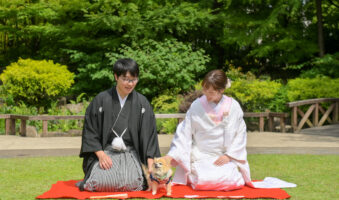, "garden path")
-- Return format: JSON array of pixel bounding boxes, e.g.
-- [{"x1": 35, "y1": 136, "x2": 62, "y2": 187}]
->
[{"x1": 0, "y1": 124, "x2": 338, "y2": 158}]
